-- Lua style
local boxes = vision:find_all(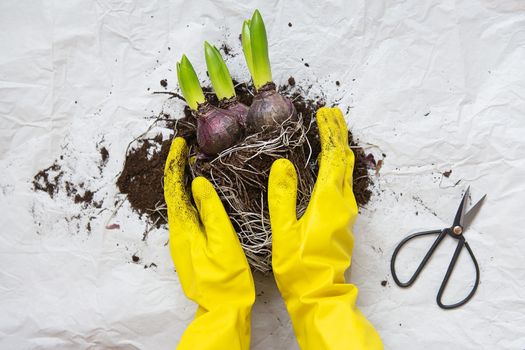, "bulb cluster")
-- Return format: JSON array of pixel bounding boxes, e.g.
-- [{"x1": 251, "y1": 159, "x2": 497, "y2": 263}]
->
[{"x1": 176, "y1": 9, "x2": 296, "y2": 155}]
